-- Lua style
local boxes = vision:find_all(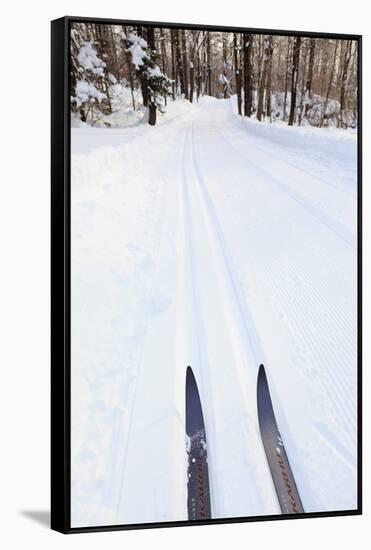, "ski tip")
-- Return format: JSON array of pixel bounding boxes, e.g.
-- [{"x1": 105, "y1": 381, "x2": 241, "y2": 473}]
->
[
  {"x1": 257, "y1": 364, "x2": 268, "y2": 398},
  {"x1": 258, "y1": 363, "x2": 266, "y2": 379},
  {"x1": 186, "y1": 365, "x2": 196, "y2": 386}
]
